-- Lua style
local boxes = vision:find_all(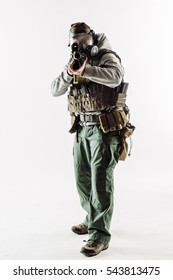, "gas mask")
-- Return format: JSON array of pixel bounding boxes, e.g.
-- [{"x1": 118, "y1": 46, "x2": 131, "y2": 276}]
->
[
  {"x1": 69, "y1": 42, "x2": 98, "y2": 70},
  {"x1": 79, "y1": 42, "x2": 98, "y2": 57}
]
